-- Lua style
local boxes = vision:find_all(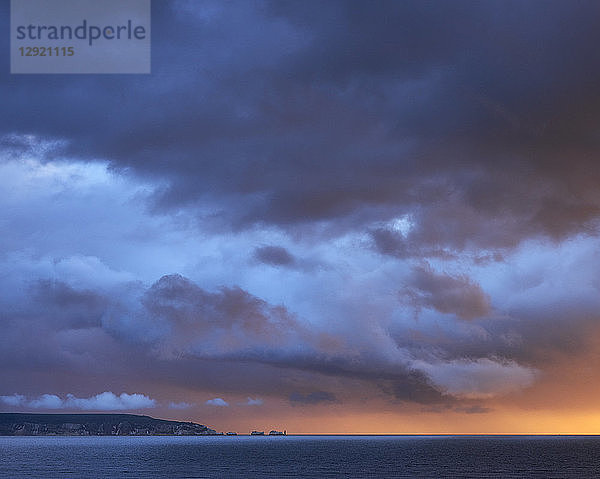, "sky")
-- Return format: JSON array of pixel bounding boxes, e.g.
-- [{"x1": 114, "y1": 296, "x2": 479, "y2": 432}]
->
[{"x1": 2, "y1": 0, "x2": 600, "y2": 434}]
